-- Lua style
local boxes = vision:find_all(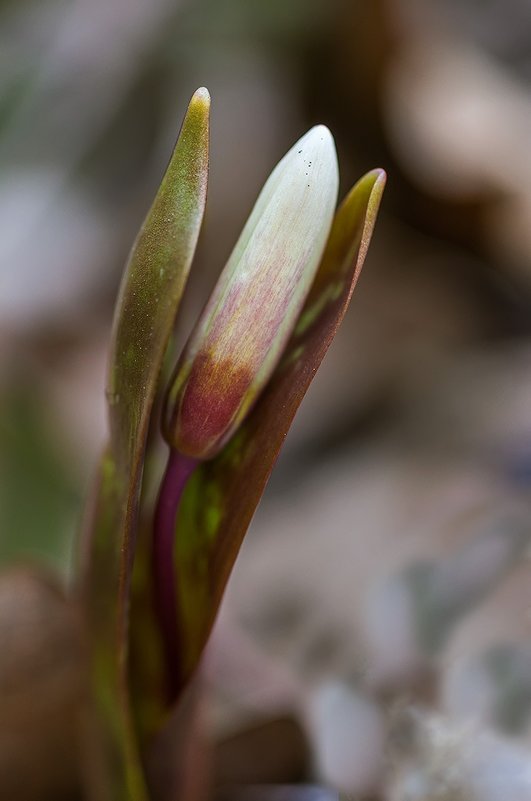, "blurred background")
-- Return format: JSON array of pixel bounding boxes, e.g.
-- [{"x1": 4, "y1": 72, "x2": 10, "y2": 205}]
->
[{"x1": 2, "y1": 0, "x2": 531, "y2": 799}]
